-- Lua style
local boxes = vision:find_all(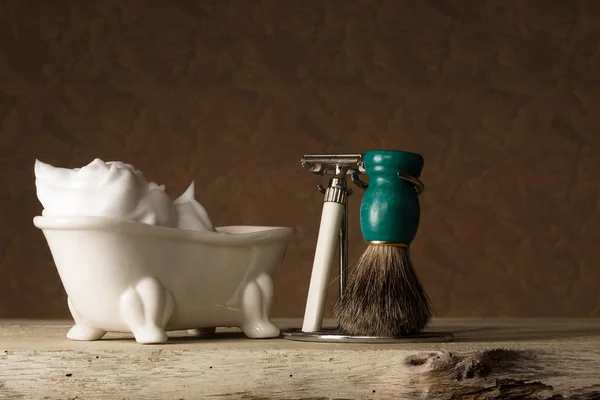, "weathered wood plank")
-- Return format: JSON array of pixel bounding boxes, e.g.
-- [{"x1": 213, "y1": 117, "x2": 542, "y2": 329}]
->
[{"x1": 1, "y1": 318, "x2": 600, "y2": 399}]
